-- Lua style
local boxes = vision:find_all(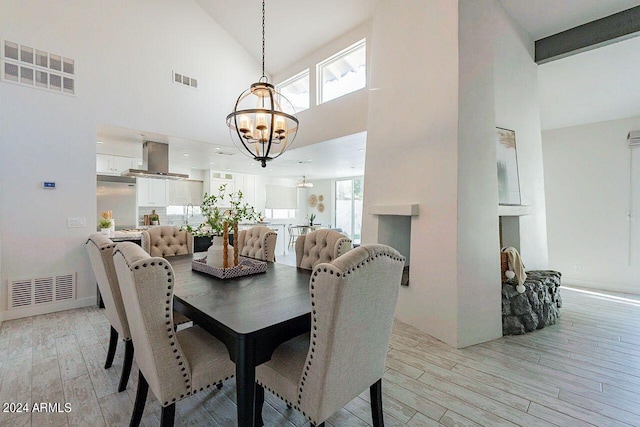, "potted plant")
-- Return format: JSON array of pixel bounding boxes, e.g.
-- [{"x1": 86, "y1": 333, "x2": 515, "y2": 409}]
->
[
  {"x1": 99, "y1": 218, "x2": 112, "y2": 234},
  {"x1": 185, "y1": 184, "x2": 261, "y2": 267},
  {"x1": 150, "y1": 213, "x2": 159, "y2": 225},
  {"x1": 308, "y1": 213, "x2": 316, "y2": 226}
]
